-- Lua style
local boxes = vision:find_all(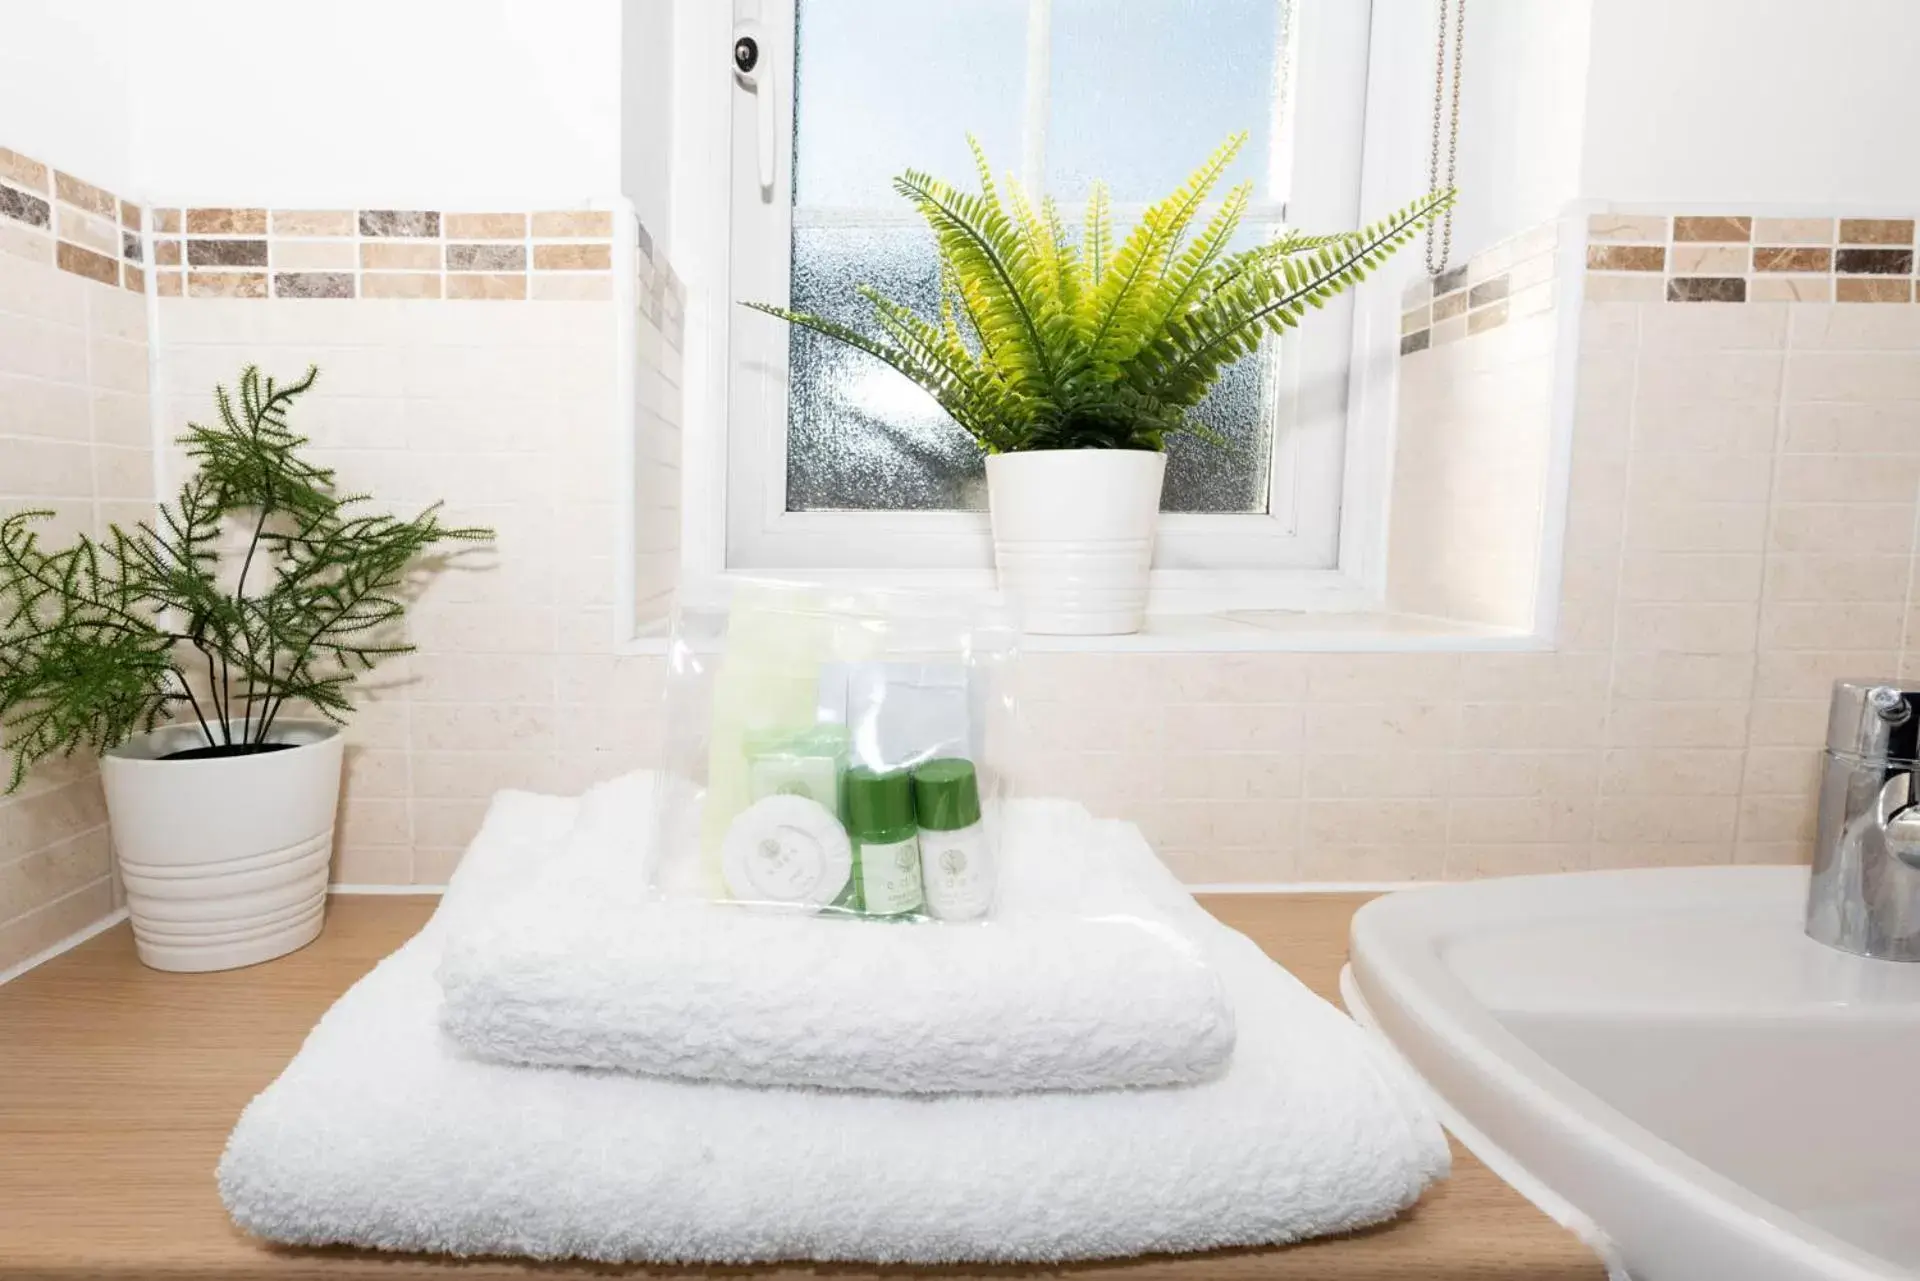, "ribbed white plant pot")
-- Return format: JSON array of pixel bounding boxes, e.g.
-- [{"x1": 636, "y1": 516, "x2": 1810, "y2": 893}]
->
[
  {"x1": 986, "y1": 449, "x2": 1167, "y2": 636},
  {"x1": 100, "y1": 720, "x2": 342, "y2": 973}
]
